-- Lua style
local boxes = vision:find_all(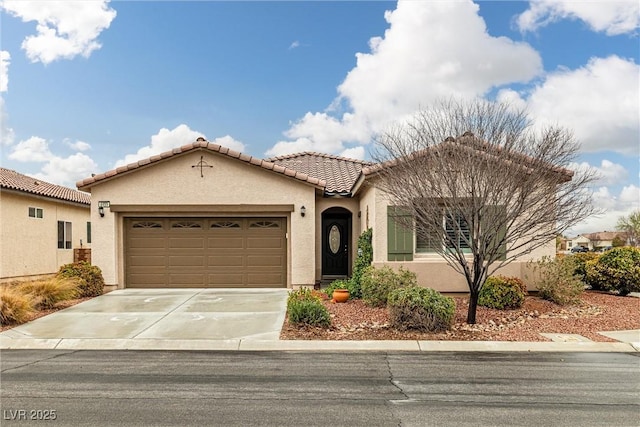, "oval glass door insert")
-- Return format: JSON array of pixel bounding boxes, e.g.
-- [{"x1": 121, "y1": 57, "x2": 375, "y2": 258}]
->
[{"x1": 329, "y1": 225, "x2": 341, "y2": 254}]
